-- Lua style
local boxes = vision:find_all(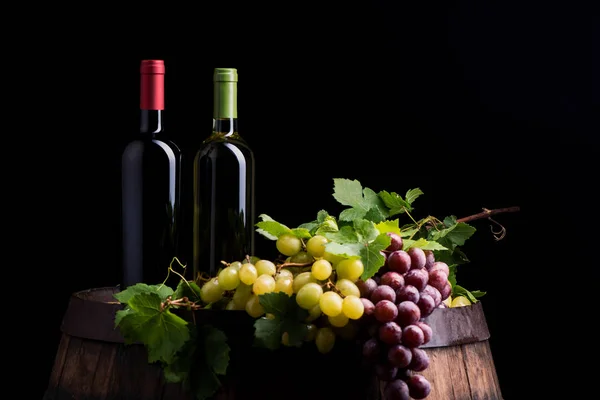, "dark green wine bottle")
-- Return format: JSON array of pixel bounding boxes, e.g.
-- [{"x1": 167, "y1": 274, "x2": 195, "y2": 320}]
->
[{"x1": 192, "y1": 68, "x2": 256, "y2": 280}]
